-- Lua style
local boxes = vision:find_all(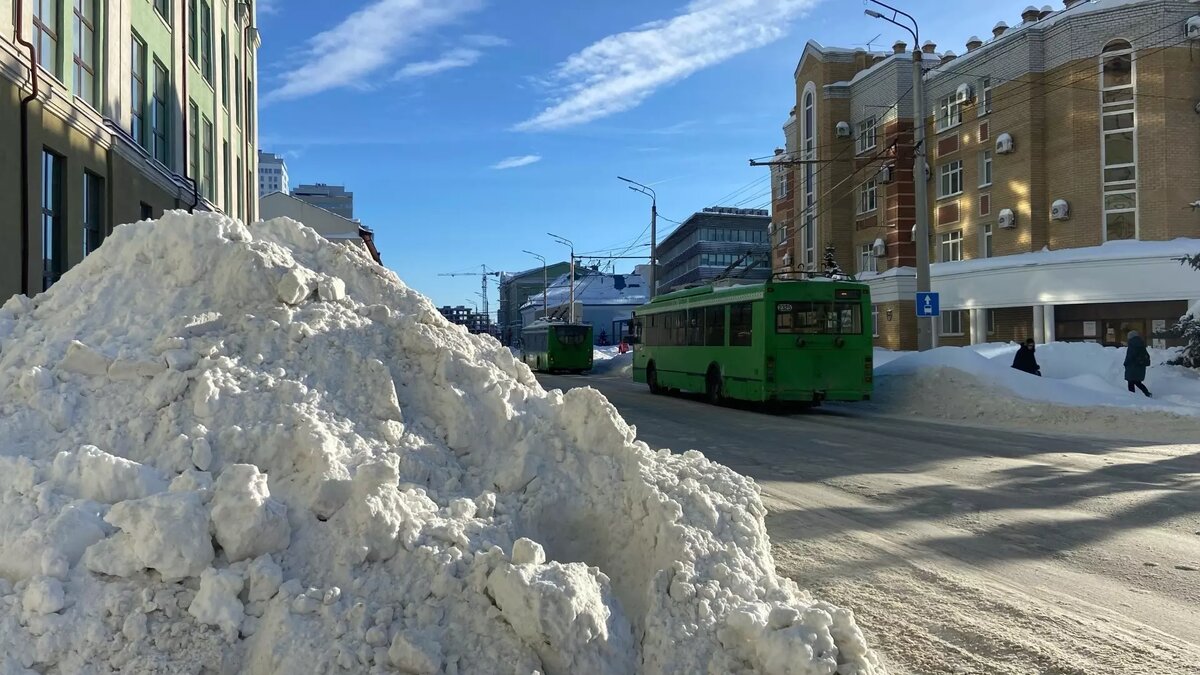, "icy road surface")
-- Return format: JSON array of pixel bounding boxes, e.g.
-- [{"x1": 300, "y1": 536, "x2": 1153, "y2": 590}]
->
[{"x1": 538, "y1": 372, "x2": 1200, "y2": 675}]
